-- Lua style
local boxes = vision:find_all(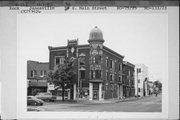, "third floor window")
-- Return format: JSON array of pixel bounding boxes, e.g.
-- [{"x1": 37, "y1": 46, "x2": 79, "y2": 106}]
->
[{"x1": 55, "y1": 56, "x2": 65, "y2": 66}]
